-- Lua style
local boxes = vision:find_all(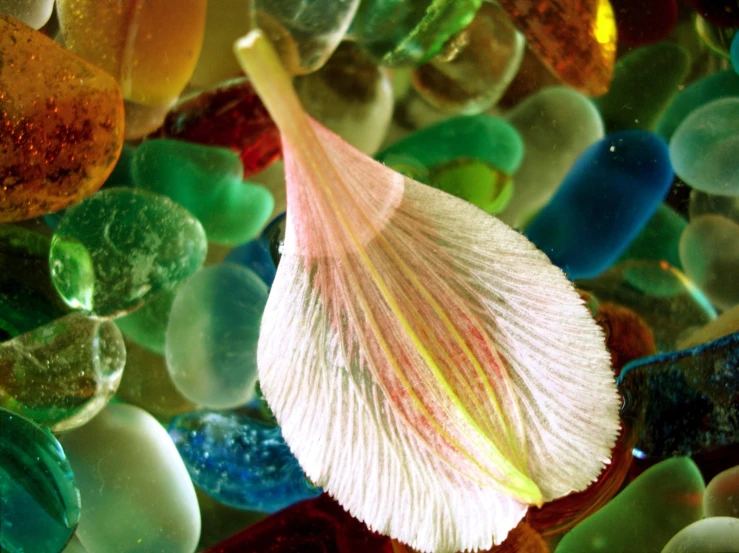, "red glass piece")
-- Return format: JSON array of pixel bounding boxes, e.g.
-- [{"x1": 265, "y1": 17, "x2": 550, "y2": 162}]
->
[
  {"x1": 203, "y1": 494, "x2": 394, "y2": 553},
  {"x1": 610, "y1": 0, "x2": 678, "y2": 46},
  {"x1": 595, "y1": 301, "x2": 657, "y2": 378},
  {"x1": 685, "y1": 0, "x2": 739, "y2": 28},
  {"x1": 157, "y1": 79, "x2": 281, "y2": 177}
]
